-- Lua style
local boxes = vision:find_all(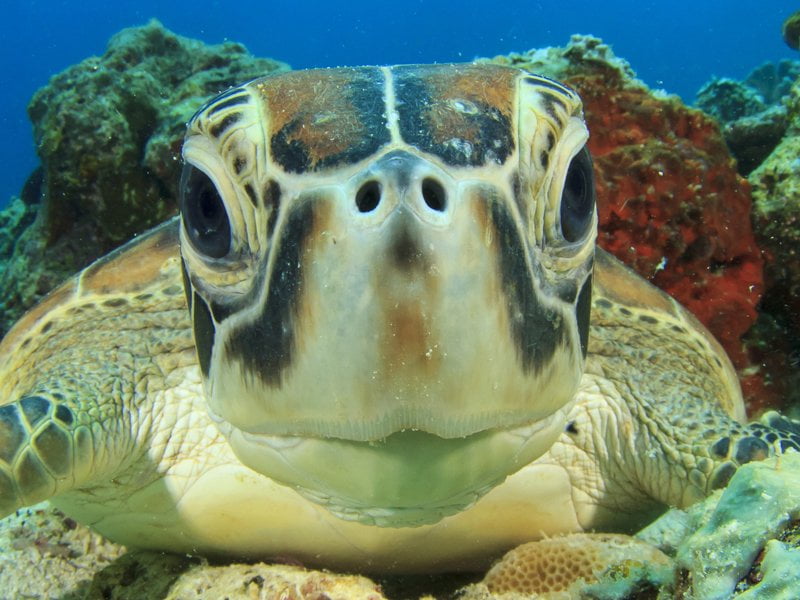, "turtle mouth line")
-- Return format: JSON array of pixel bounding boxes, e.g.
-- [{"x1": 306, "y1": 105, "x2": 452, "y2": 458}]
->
[
  {"x1": 207, "y1": 403, "x2": 574, "y2": 527},
  {"x1": 206, "y1": 407, "x2": 566, "y2": 449}
]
